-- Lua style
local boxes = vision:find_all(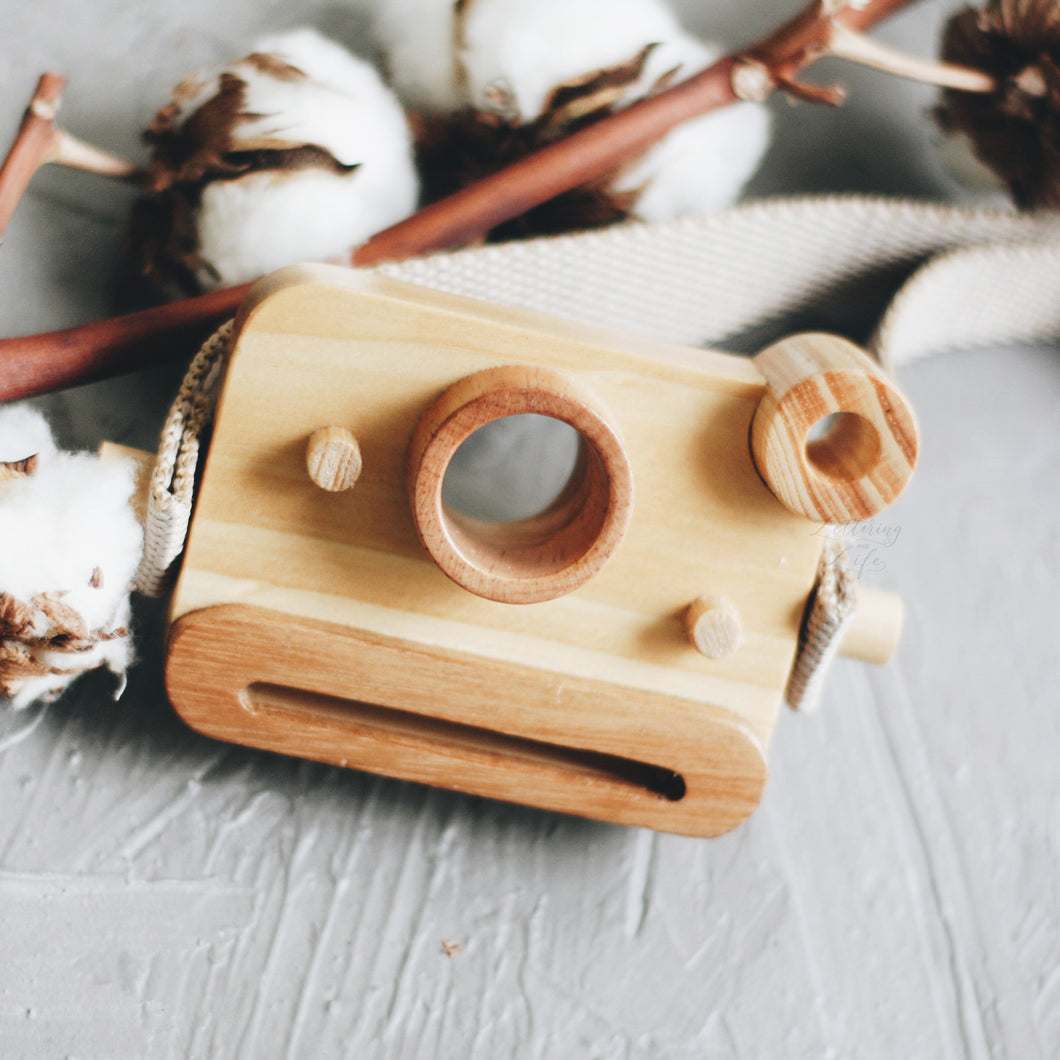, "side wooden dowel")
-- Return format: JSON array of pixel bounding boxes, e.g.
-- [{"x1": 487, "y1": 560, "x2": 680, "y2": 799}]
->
[{"x1": 838, "y1": 585, "x2": 904, "y2": 666}]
